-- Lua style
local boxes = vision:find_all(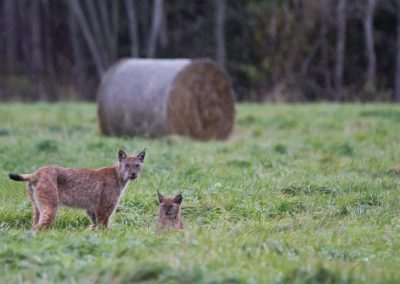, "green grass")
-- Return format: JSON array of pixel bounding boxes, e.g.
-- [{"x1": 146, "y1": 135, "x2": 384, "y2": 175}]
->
[{"x1": 0, "y1": 103, "x2": 399, "y2": 283}]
